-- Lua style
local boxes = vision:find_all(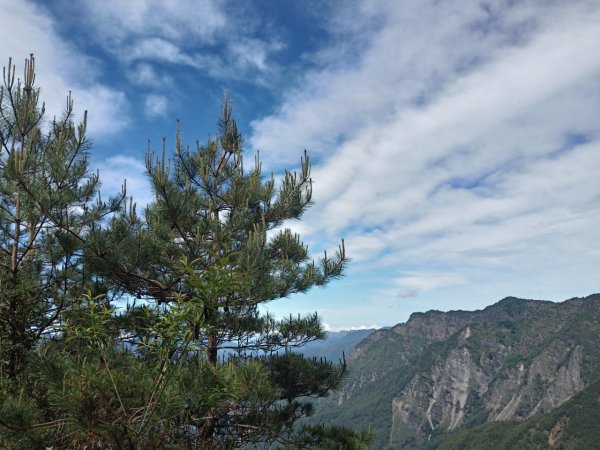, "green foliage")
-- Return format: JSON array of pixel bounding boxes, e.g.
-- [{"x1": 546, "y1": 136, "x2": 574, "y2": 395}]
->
[
  {"x1": 0, "y1": 56, "x2": 366, "y2": 449},
  {"x1": 288, "y1": 424, "x2": 374, "y2": 449},
  {"x1": 0, "y1": 54, "x2": 125, "y2": 382}
]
